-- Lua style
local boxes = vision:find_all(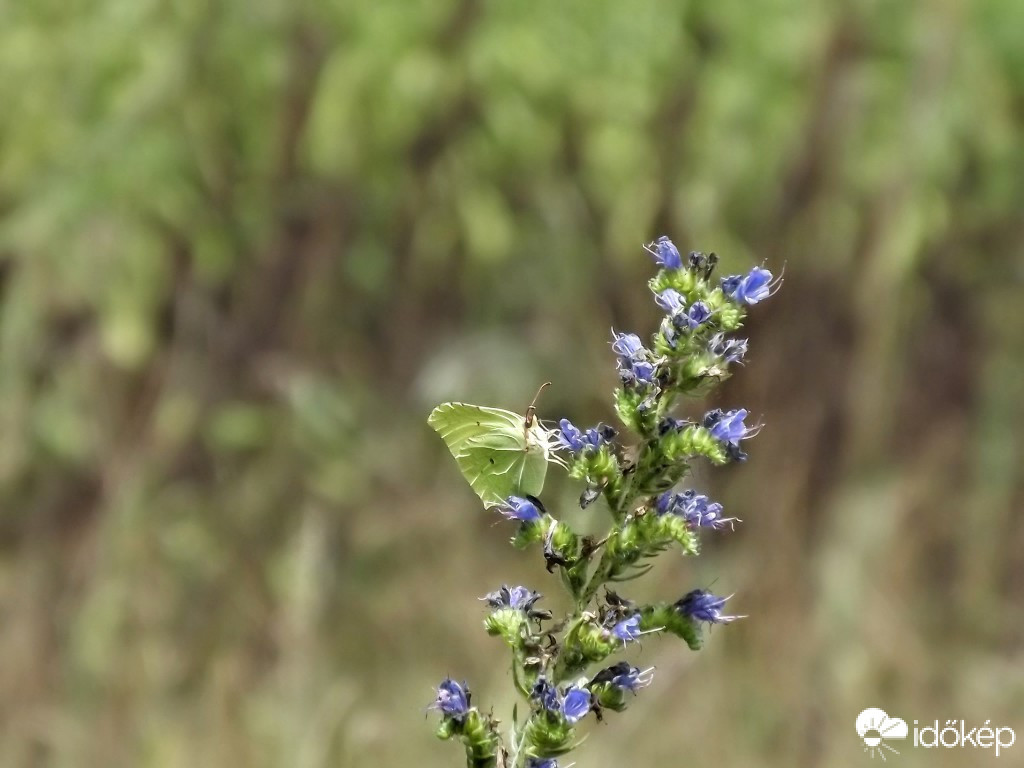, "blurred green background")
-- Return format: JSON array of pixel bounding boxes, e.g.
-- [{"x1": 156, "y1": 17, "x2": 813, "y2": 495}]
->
[{"x1": 1, "y1": 0, "x2": 1023, "y2": 766}]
